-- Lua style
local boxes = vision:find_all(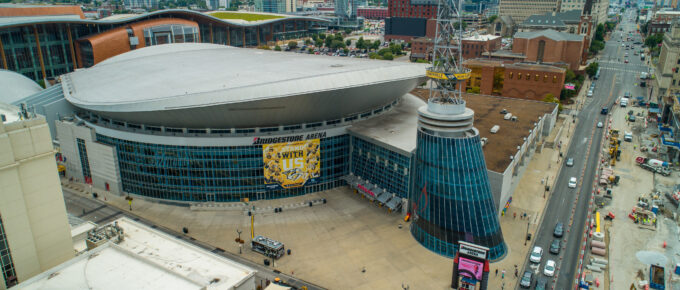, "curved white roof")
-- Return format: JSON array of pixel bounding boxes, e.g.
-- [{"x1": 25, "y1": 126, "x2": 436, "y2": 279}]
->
[
  {"x1": 0, "y1": 69, "x2": 42, "y2": 104},
  {"x1": 62, "y1": 43, "x2": 427, "y2": 127}
]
